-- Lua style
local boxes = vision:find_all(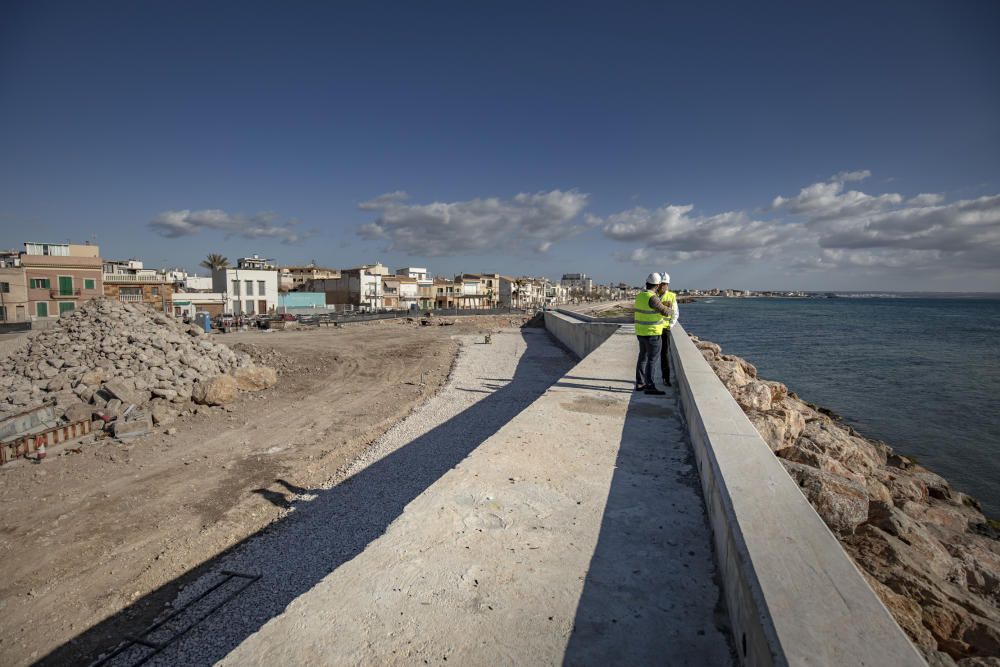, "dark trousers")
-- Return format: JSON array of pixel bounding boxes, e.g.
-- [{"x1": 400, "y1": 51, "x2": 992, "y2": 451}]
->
[
  {"x1": 635, "y1": 334, "x2": 661, "y2": 388},
  {"x1": 660, "y1": 328, "x2": 671, "y2": 384}
]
